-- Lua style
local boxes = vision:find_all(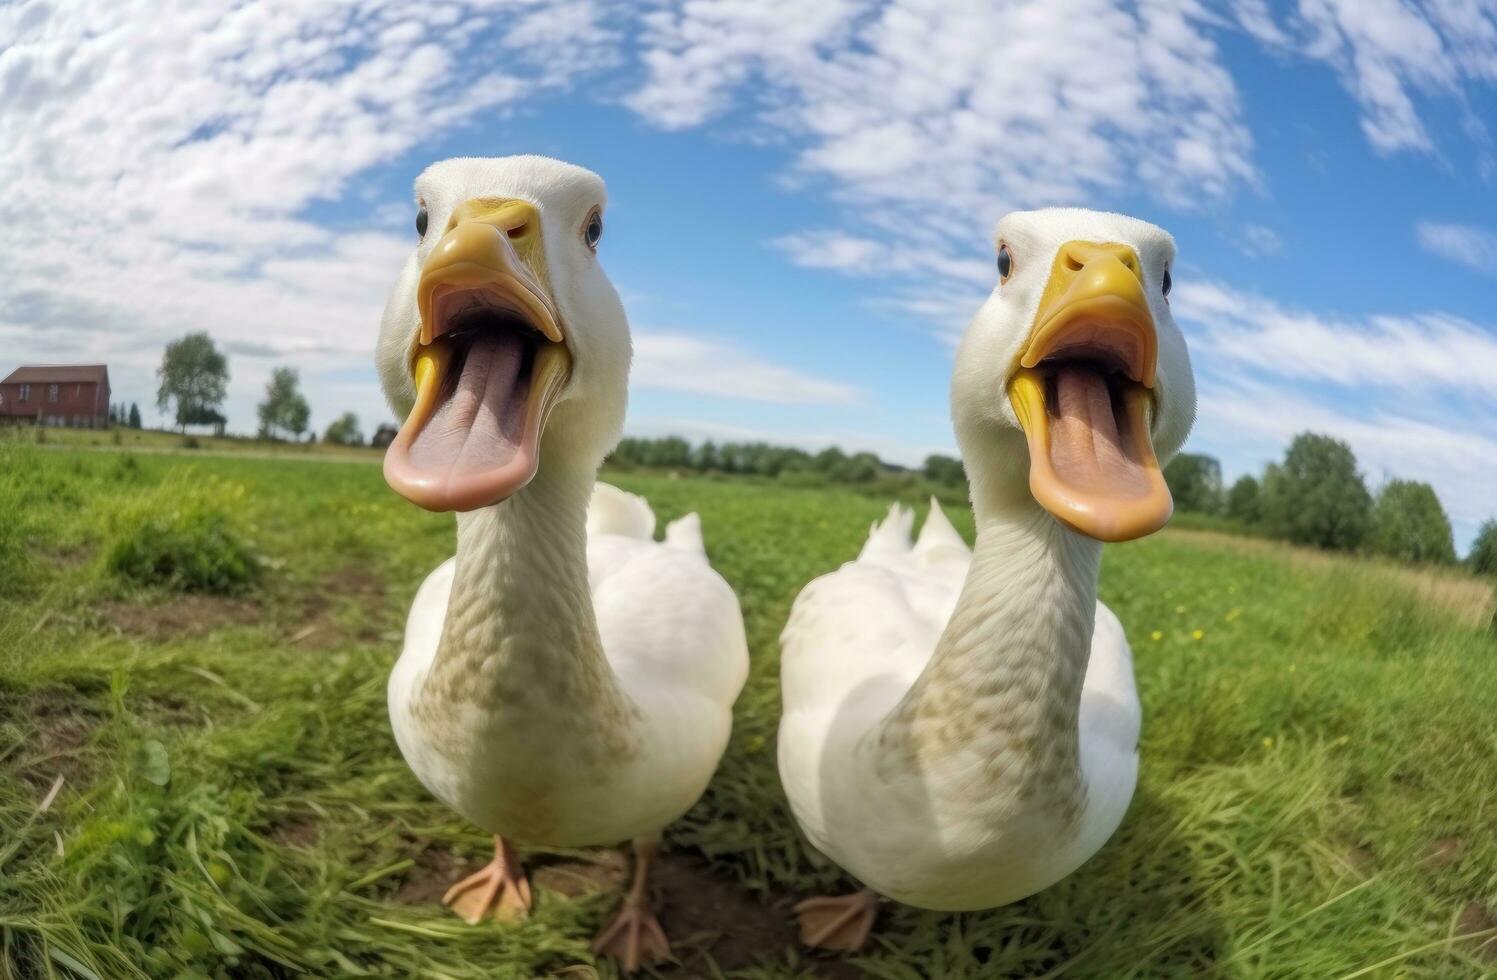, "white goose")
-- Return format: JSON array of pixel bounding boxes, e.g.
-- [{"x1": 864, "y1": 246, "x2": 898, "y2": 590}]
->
[
  {"x1": 375, "y1": 156, "x2": 748, "y2": 971},
  {"x1": 778, "y1": 209, "x2": 1195, "y2": 949}
]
